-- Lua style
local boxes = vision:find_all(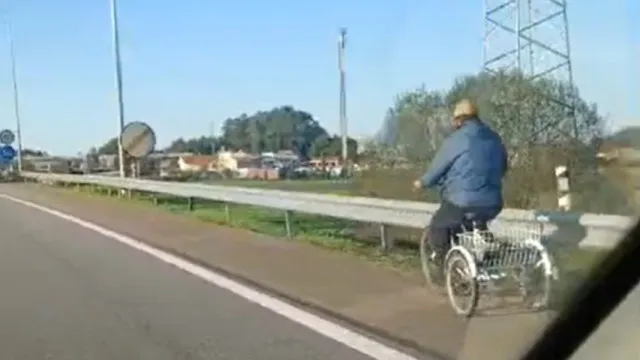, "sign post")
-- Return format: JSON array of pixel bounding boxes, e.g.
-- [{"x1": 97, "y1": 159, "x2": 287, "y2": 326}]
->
[{"x1": 119, "y1": 121, "x2": 156, "y2": 181}]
